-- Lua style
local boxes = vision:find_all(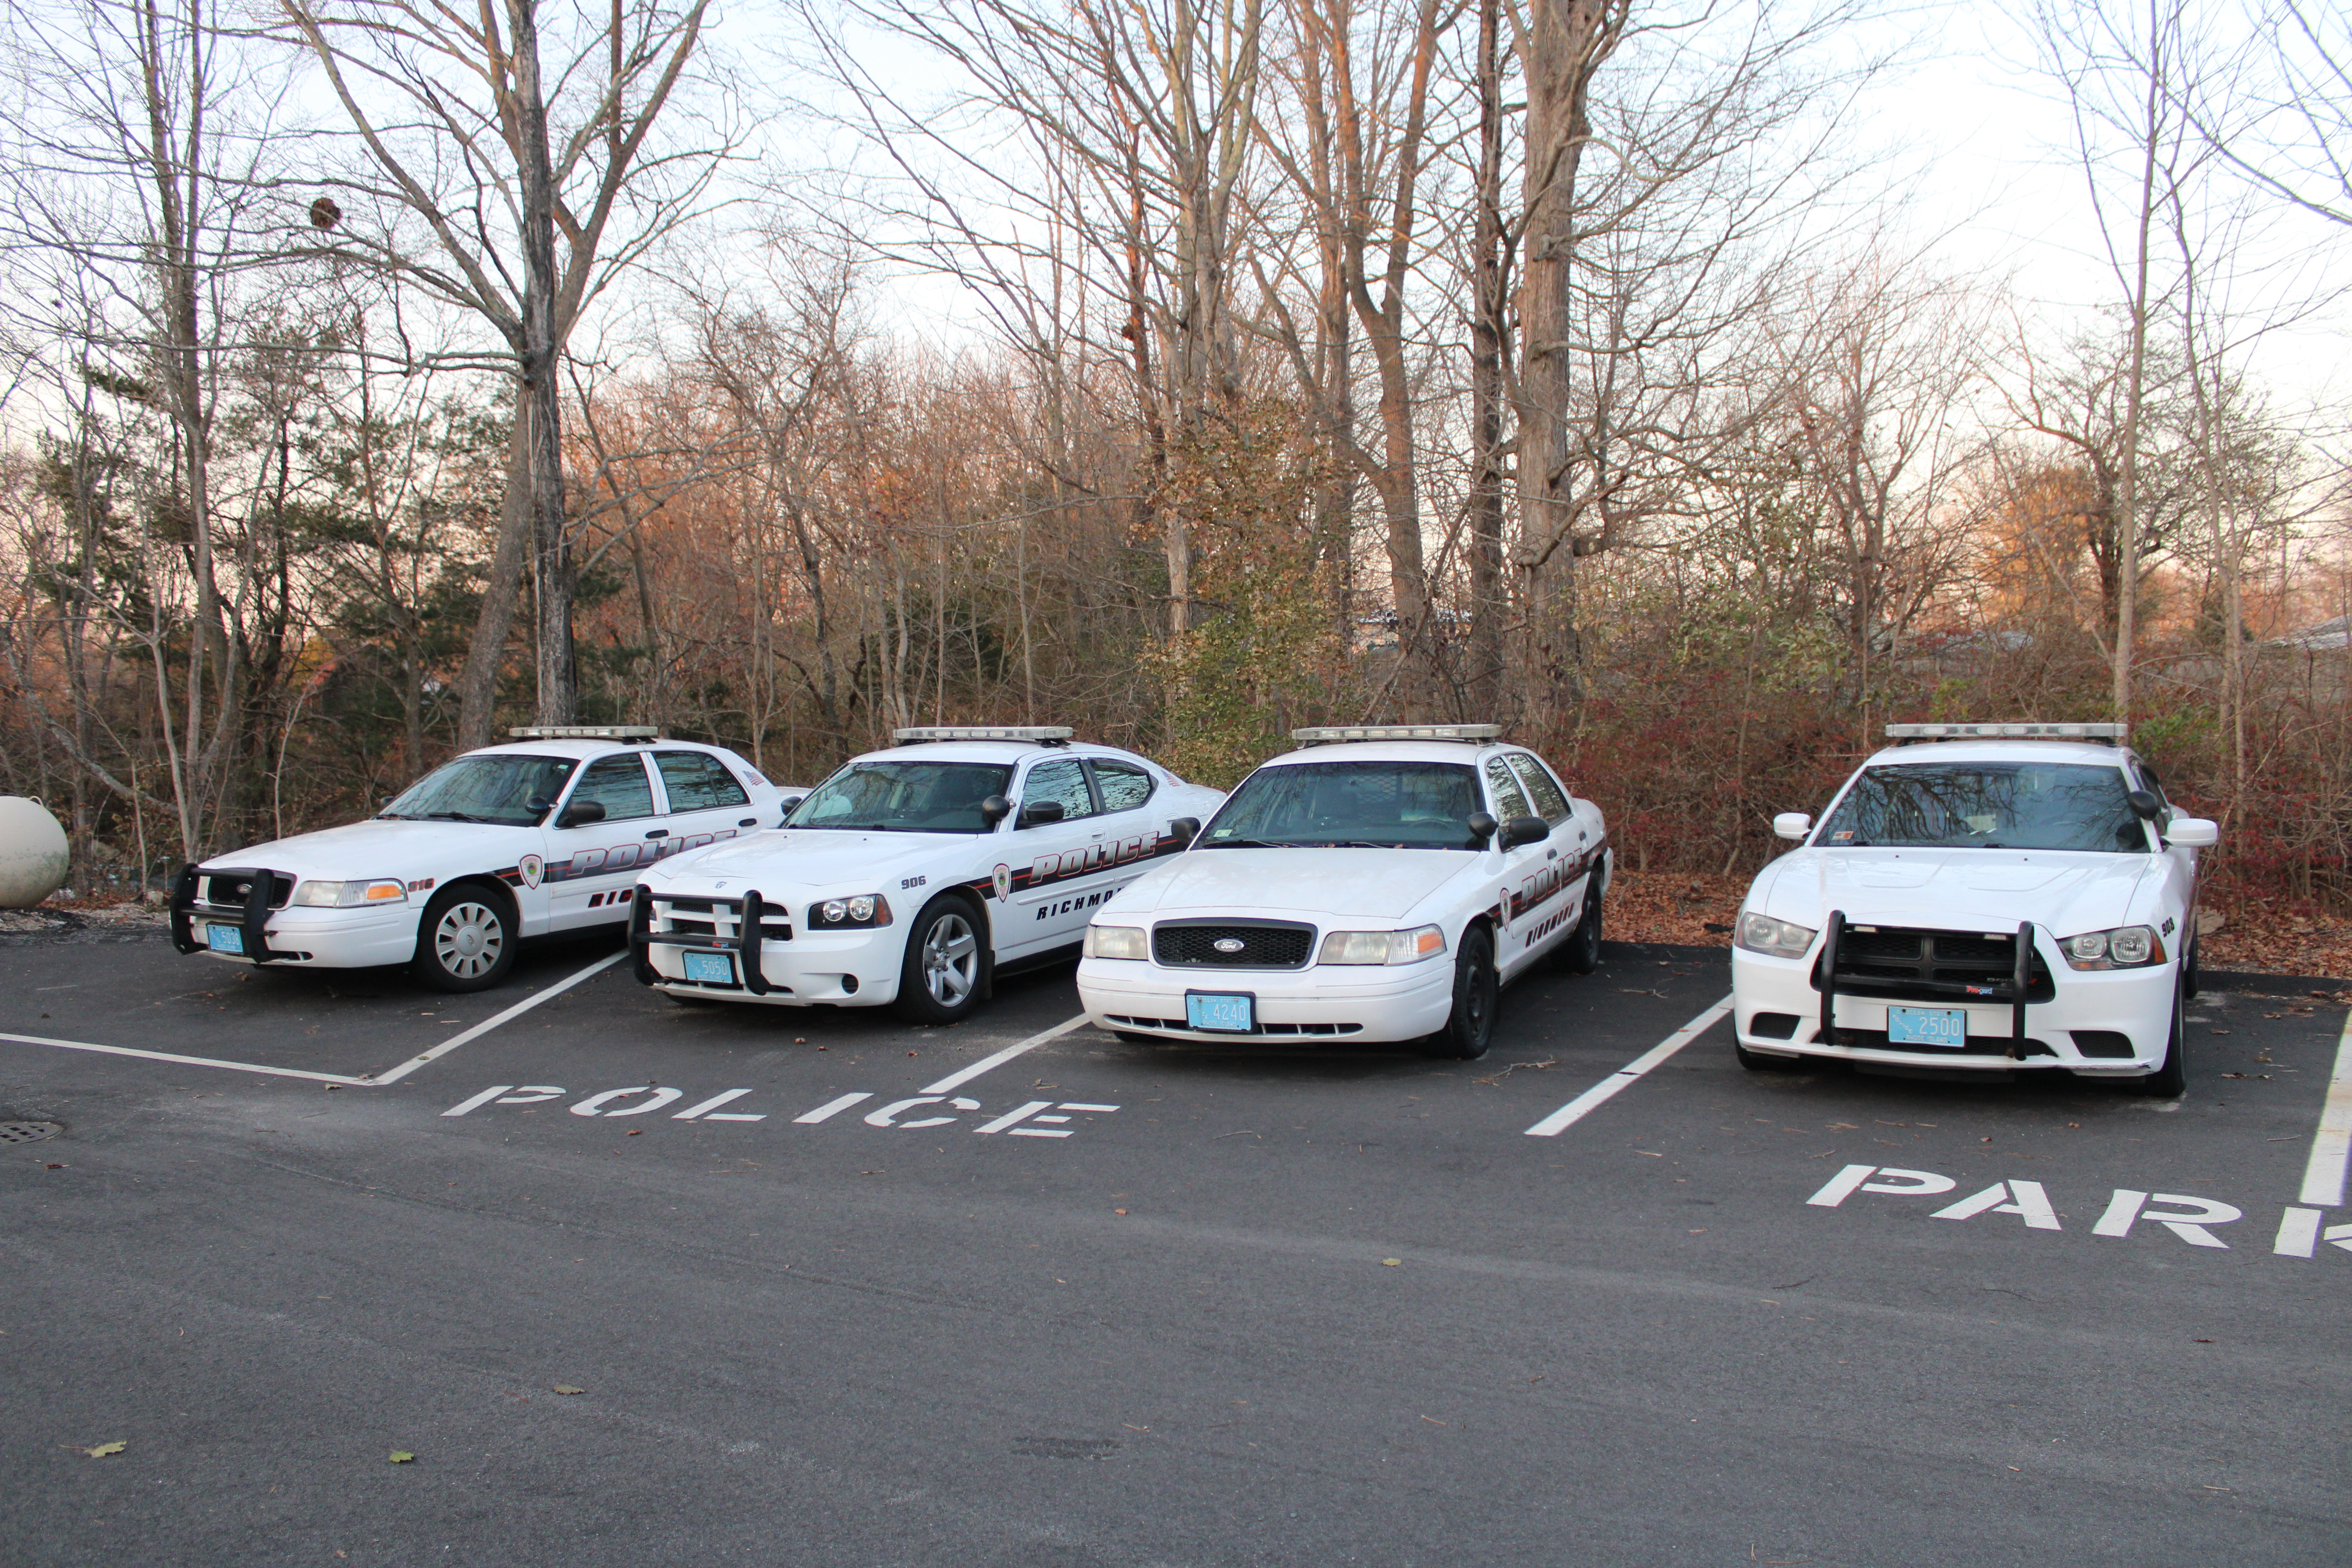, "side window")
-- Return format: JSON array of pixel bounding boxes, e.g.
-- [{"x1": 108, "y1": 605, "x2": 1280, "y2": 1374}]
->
[
  {"x1": 1020, "y1": 757, "x2": 1097, "y2": 822},
  {"x1": 1483, "y1": 756, "x2": 1534, "y2": 822},
  {"x1": 569, "y1": 755, "x2": 655, "y2": 821},
  {"x1": 655, "y1": 750, "x2": 750, "y2": 812},
  {"x1": 1508, "y1": 753, "x2": 1573, "y2": 822},
  {"x1": 2134, "y1": 762, "x2": 2170, "y2": 811},
  {"x1": 1090, "y1": 760, "x2": 1156, "y2": 813}
]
